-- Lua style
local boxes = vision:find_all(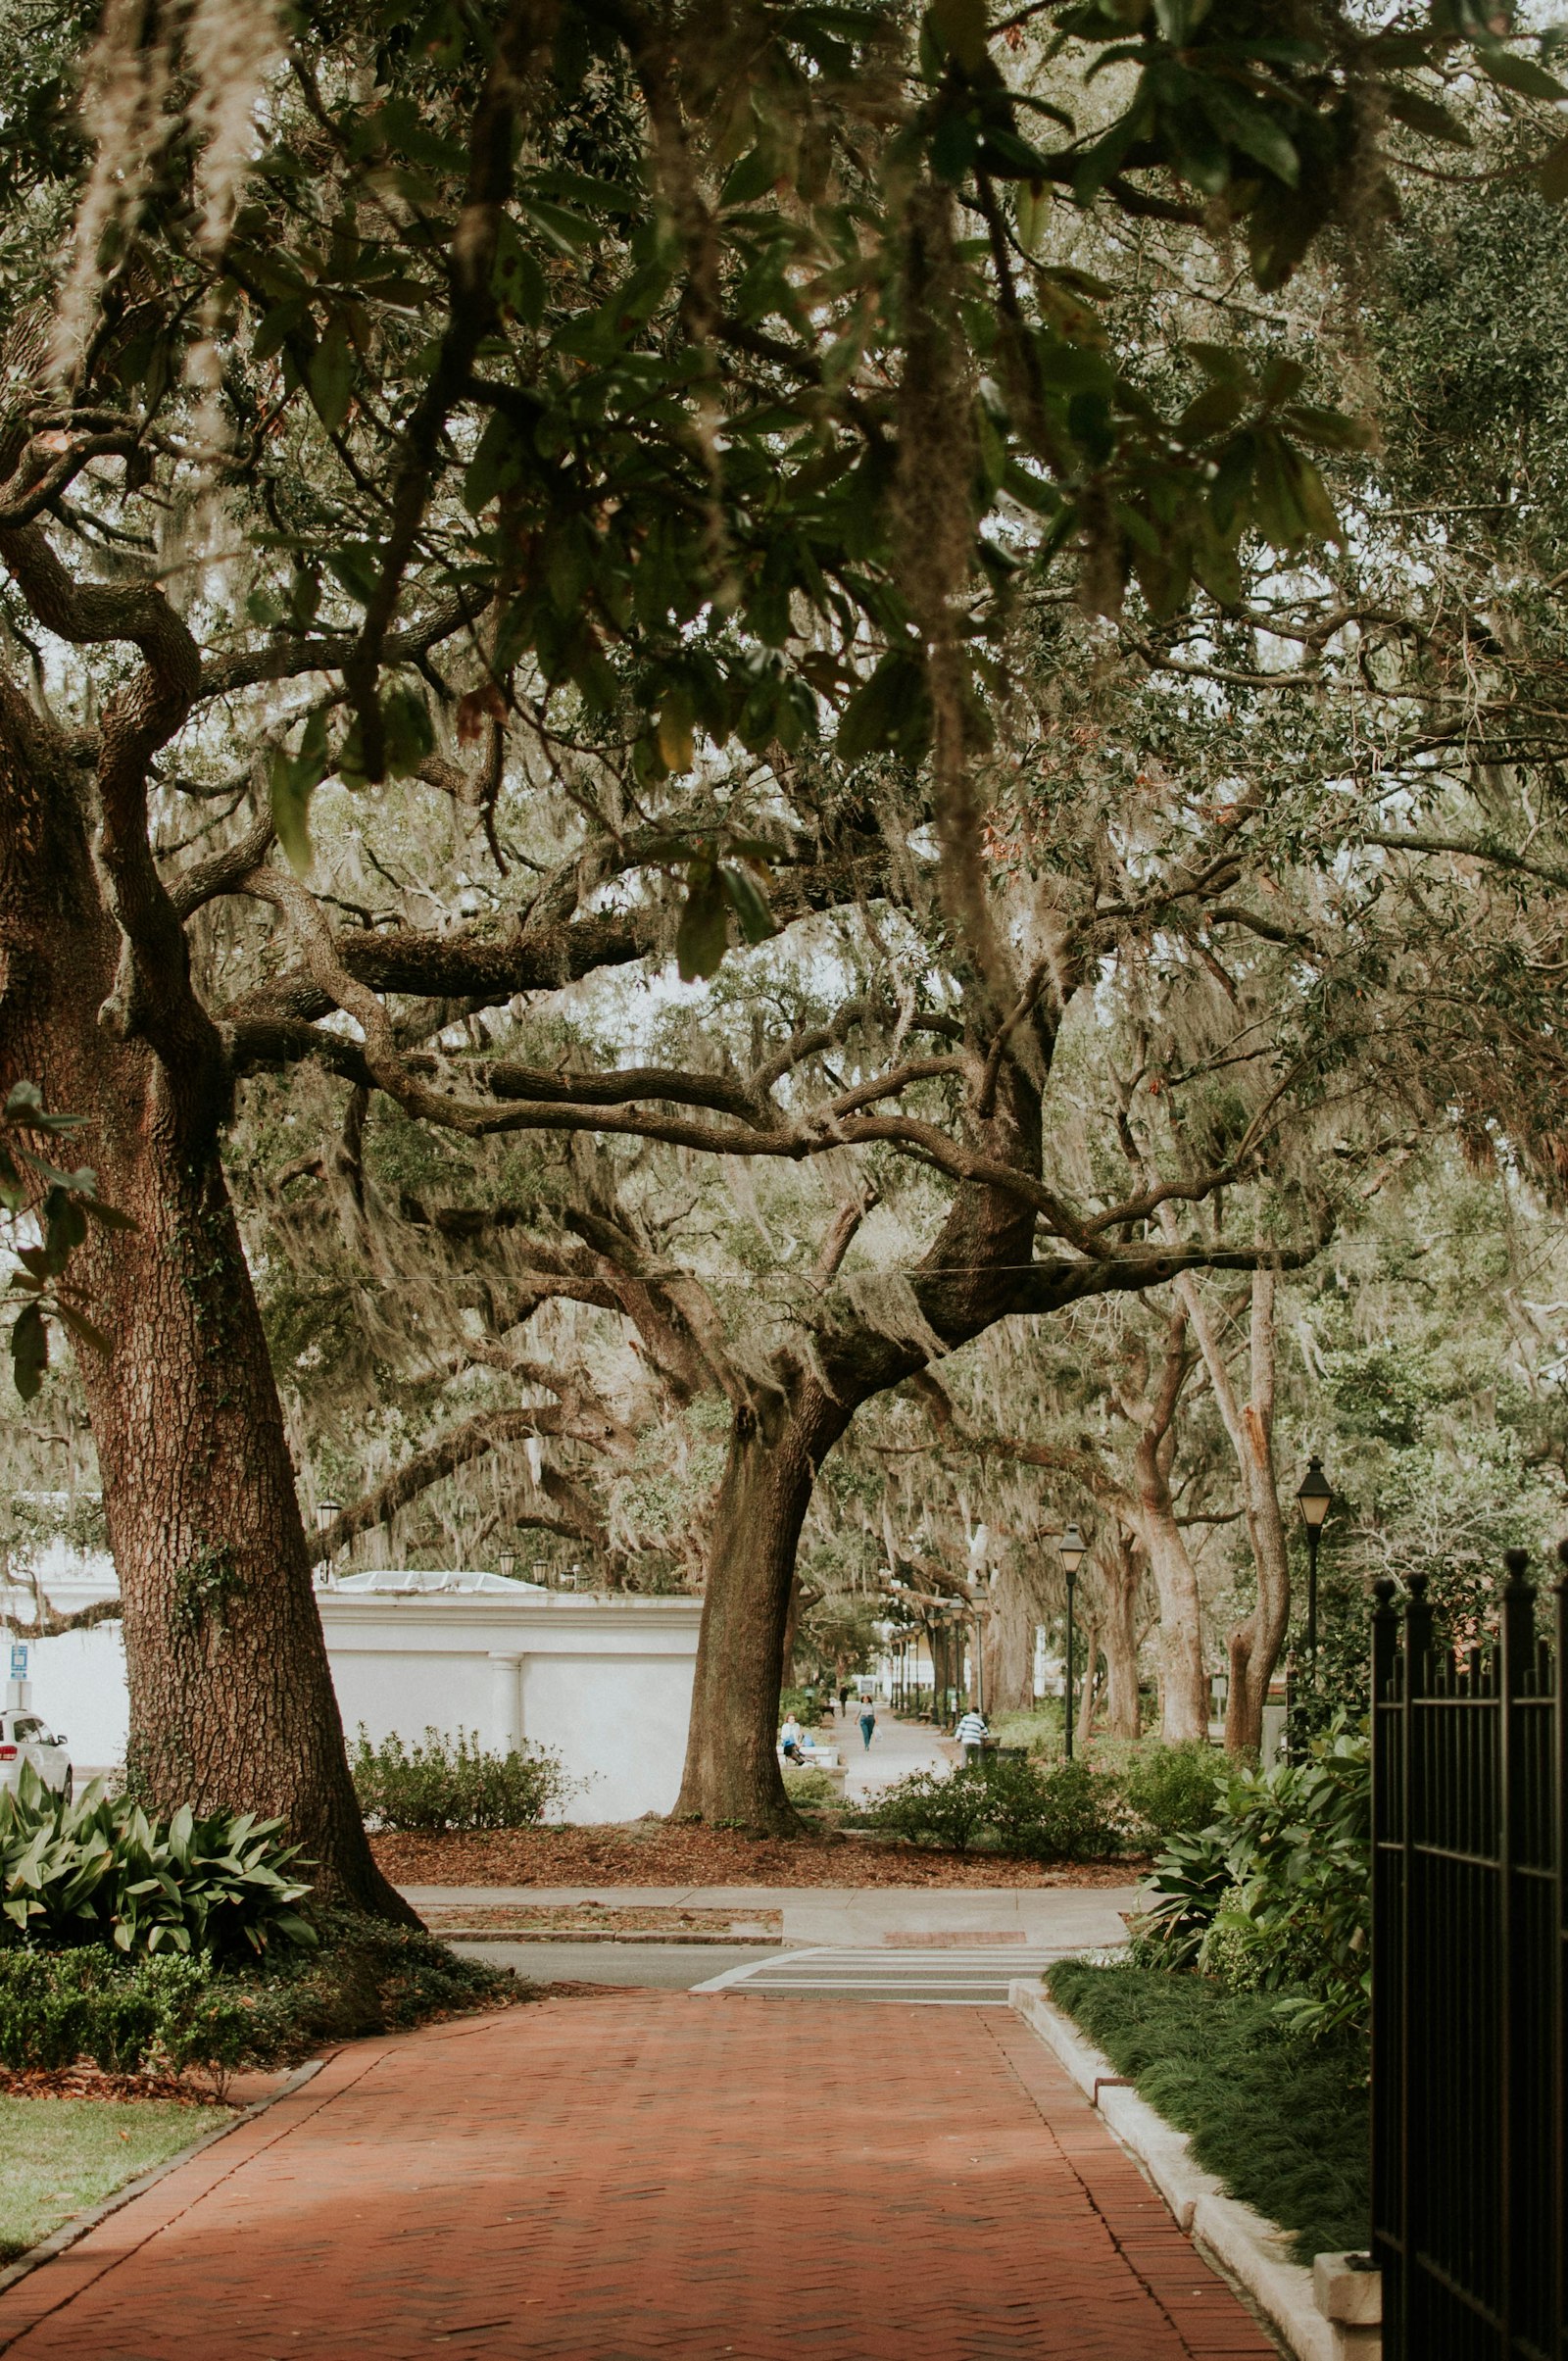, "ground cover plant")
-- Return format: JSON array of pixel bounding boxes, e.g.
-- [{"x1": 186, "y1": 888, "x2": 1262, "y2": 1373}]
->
[
  {"x1": 0, "y1": 2091, "x2": 228, "y2": 2265},
  {"x1": 0, "y1": 1769, "x2": 316, "y2": 1960},
  {"x1": 1047, "y1": 1961, "x2": 1369, "y2": 2265},
  {"x1": 350, "y1": 1729, "x2": 569, "y2": 1834},
  {"x1": 0, "y1": 1913, "x2": 518, "y2": 2088}
]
